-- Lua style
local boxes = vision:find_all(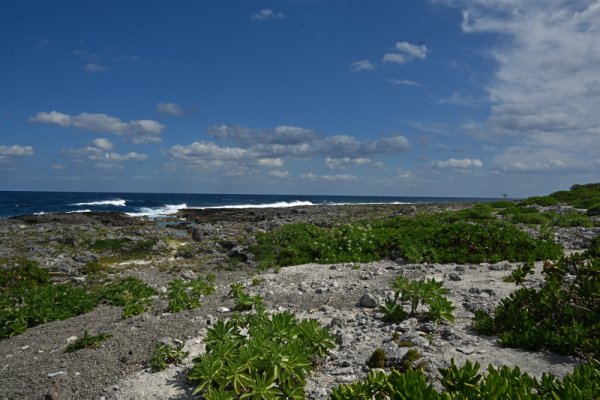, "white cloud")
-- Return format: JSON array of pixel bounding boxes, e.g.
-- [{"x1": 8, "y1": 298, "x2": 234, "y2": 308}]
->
[
  {"x1": 301, "y1": 172, "x2": 358, "y2": 181},
  {"x1": 84, "y1": 63, "x2": 110, "y2": 73},
  {"x1": 429, "y1": 158, "x2": 483, "y2": 169},
  {"x1": 64, "y1": 140, "x2": 147, "y2": 164},
  {"x1": 387, "y1": 79, "x2": 420, "y2": 86},
  {"x1": 269, "y1": 170, "x2": 290, "y2": 178},
  {"x1": 383, "y1": 41, "x2": 429, "y2": 64},
  {"x1": 0, "y1": 145, "x2": 34, "y2": 156},
  {"x1": 325, "y1": 157, "x2": 371, "y2": 169},
  {"x1": 31, "y1": 111, "x2": 164, "y2": 143},
  {"x1": 251, "y1": 9, "x2": 285, "y2": 22},
  {"x1": 258, "y1": 158, "x2": 284, "y2": 167},
  {"x1": 351, "y1": 59, "x2": 376, "y2": 72},
  {"x1": 92, "y1": 138, "x2": 113, "y2": 151},
  {"x1": 156, "y1": 102, "x2": 183, "y2": 116},
  {"x1": 494, "y1": 146, "x2": 575, "y2": 172},
  {"x1": 169, "y1": 124, "x2": 410, "y2": 175},
  {"x1": 209, "y1": 124, "x2": 317, "y2": 146},
  {"x1": 441, "y1": 1, "x2": 600, "y2": 173}
]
